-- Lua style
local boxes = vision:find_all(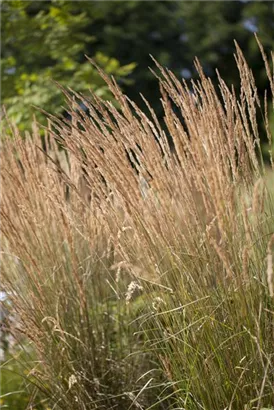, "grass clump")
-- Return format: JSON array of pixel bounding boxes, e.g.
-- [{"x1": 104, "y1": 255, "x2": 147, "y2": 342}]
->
[{"x1": 1, "y1": 37, "x2": 274, "y2": 409}]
